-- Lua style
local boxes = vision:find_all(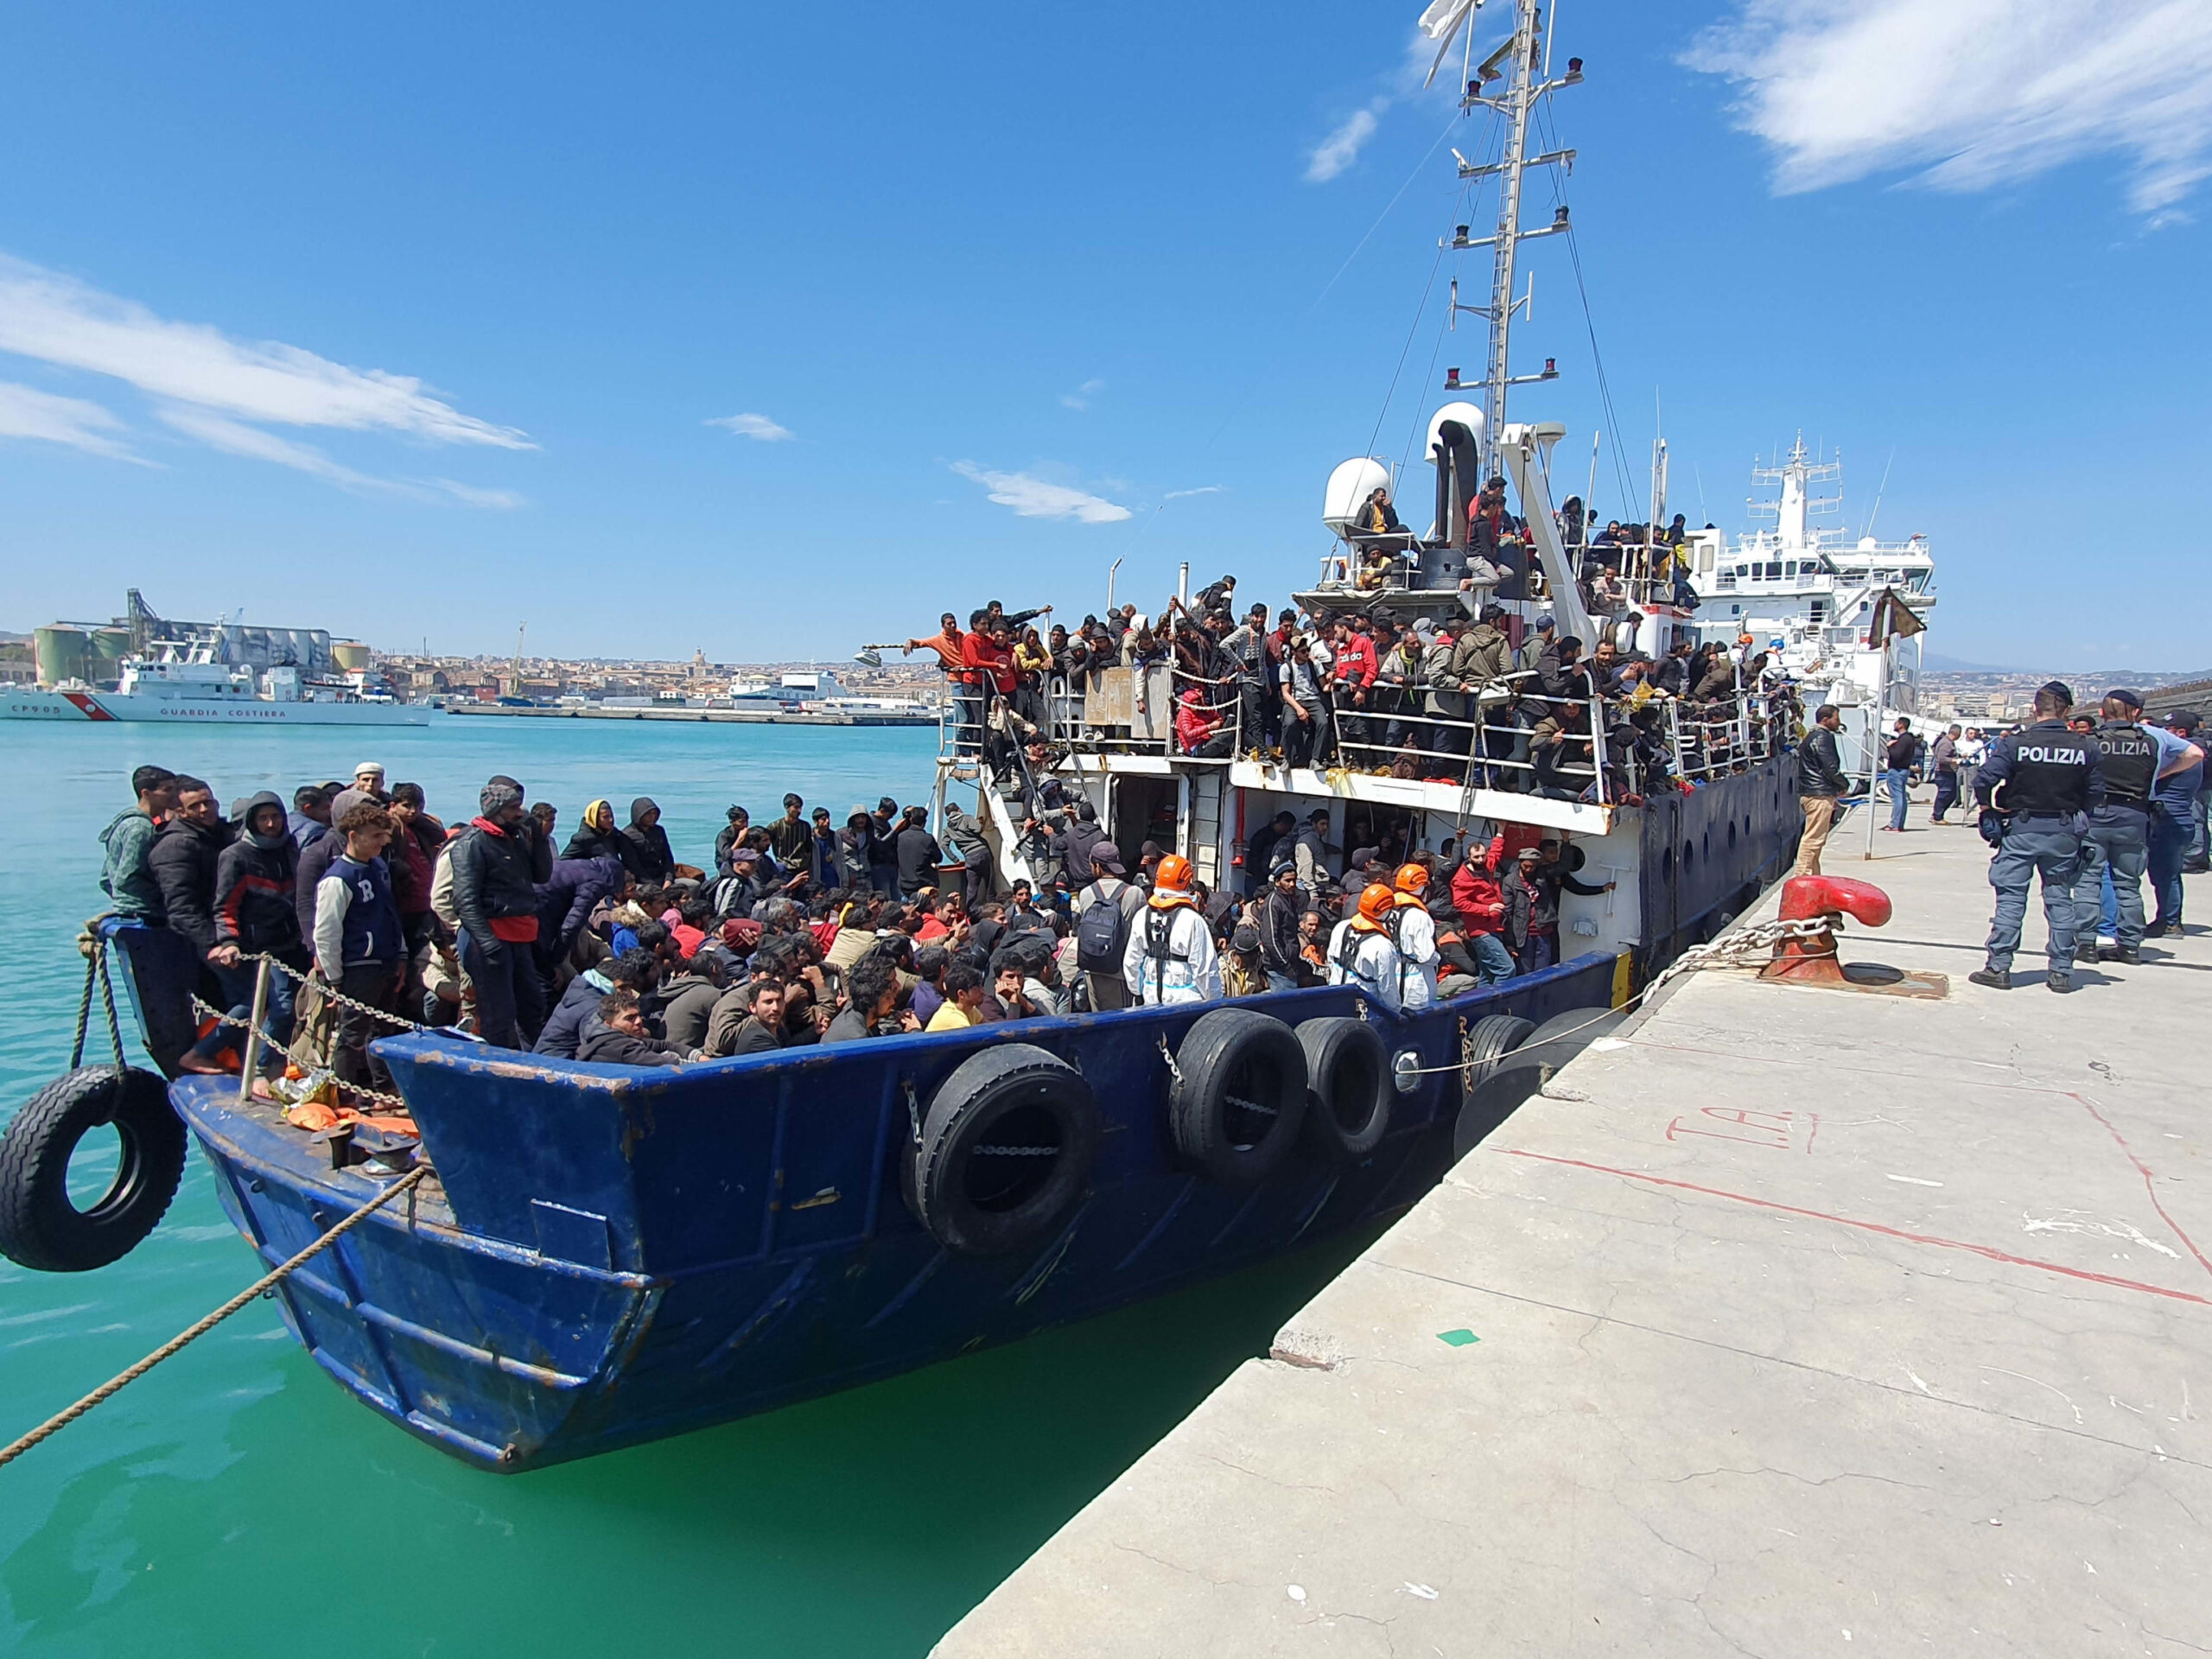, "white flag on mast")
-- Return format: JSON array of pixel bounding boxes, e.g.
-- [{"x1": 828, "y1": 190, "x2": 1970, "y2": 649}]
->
[
  {"x1": 1418, "y1": 0, "x2": 1478, "y2": 39},
  {"x1": 1417, "y1": 0, "x2": 1481, "y2": 87}
]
